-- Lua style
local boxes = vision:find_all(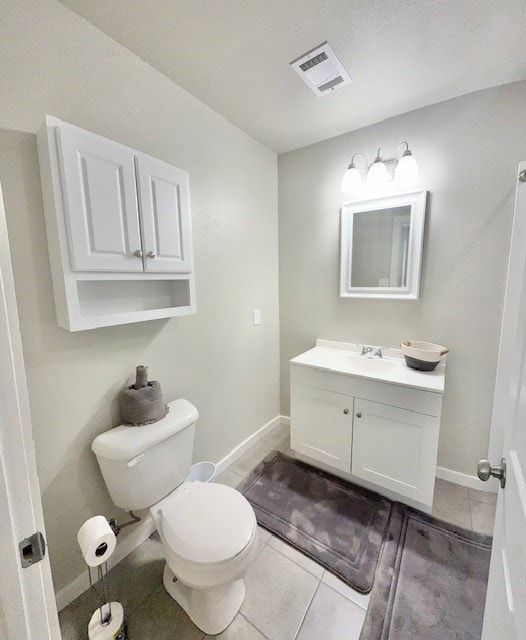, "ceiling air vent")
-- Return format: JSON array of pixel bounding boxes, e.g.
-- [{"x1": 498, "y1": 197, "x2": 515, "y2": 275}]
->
[{"x1": 290, "y1": 42, "x2": 351, "y2": 97}]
